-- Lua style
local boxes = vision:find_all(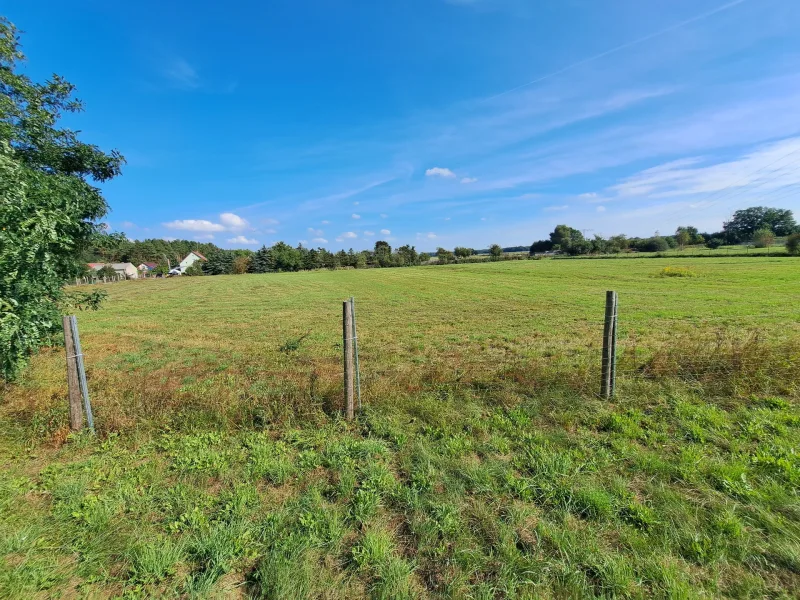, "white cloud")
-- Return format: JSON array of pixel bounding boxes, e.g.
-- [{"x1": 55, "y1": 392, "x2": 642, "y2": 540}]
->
[
  {"x1": 335, "y1": 231, "x2": 358, "y2": 242},
  {"x1": 579, "y1": 192, "x2": 598, "y2": 199},
  {"x1": 219, "y1": 212, "x2": 249, "y2": 230},
  {"x1": 298, "y1": 240, "x2": 308, "y2": 245},
  {"x1": 480, "y1": 217, "x2": 487, "y2": 221},
  {"x1": 544, "y1": 205, "x2": 570, "y2": 211},
  {"x1": 312, "y1": 237, "x2": 328, "y2": 244},
  {"x1": 352, "y1": 213, "x2": 361, "y2": 219},
  {"x1": 164, "y1": 219, "x2": 226, "y2": 232},
  {"x1": 380, "y1": 214, "x2": 388, "y2": 218},
  {"x1": 353, "y1": 201, "x2": 359, "y2": 205},
  {"x1": 596, "y1": 206, "x2": 607, "y2": 212},
  {"x1": 227, "y1": 235, "x2": 260, "y2": 245},
  {"x1": 380, "y1": 229, "x2": 391, "y2": 235},
  {"x1": 363, "y1": 230, "x2": 375, "y2": 236},
  {"x1": 263, "y1": 218, "x2": 280, "y2": 225},
  {"x1": 193, "y1": 234, "x2": 215, "y2": 240},
  {"x1": 322, "y1": 220, "x2": 330, "y2": 224},
  {"x1": 164, "y1": 212, "x2": 250, "y2": 233},
  {"x1": 425, "y1": 167, "x2": 456, "y2": 178},
  {"x1": 461, "y1": 177, "x2": 478, "y2": 184},
  {"x1": 308, "y1": 227, "x2": 324, "y2": 237},
  {"x1": 444, "y1": 217, "x2": 451, "y2": 221}
]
